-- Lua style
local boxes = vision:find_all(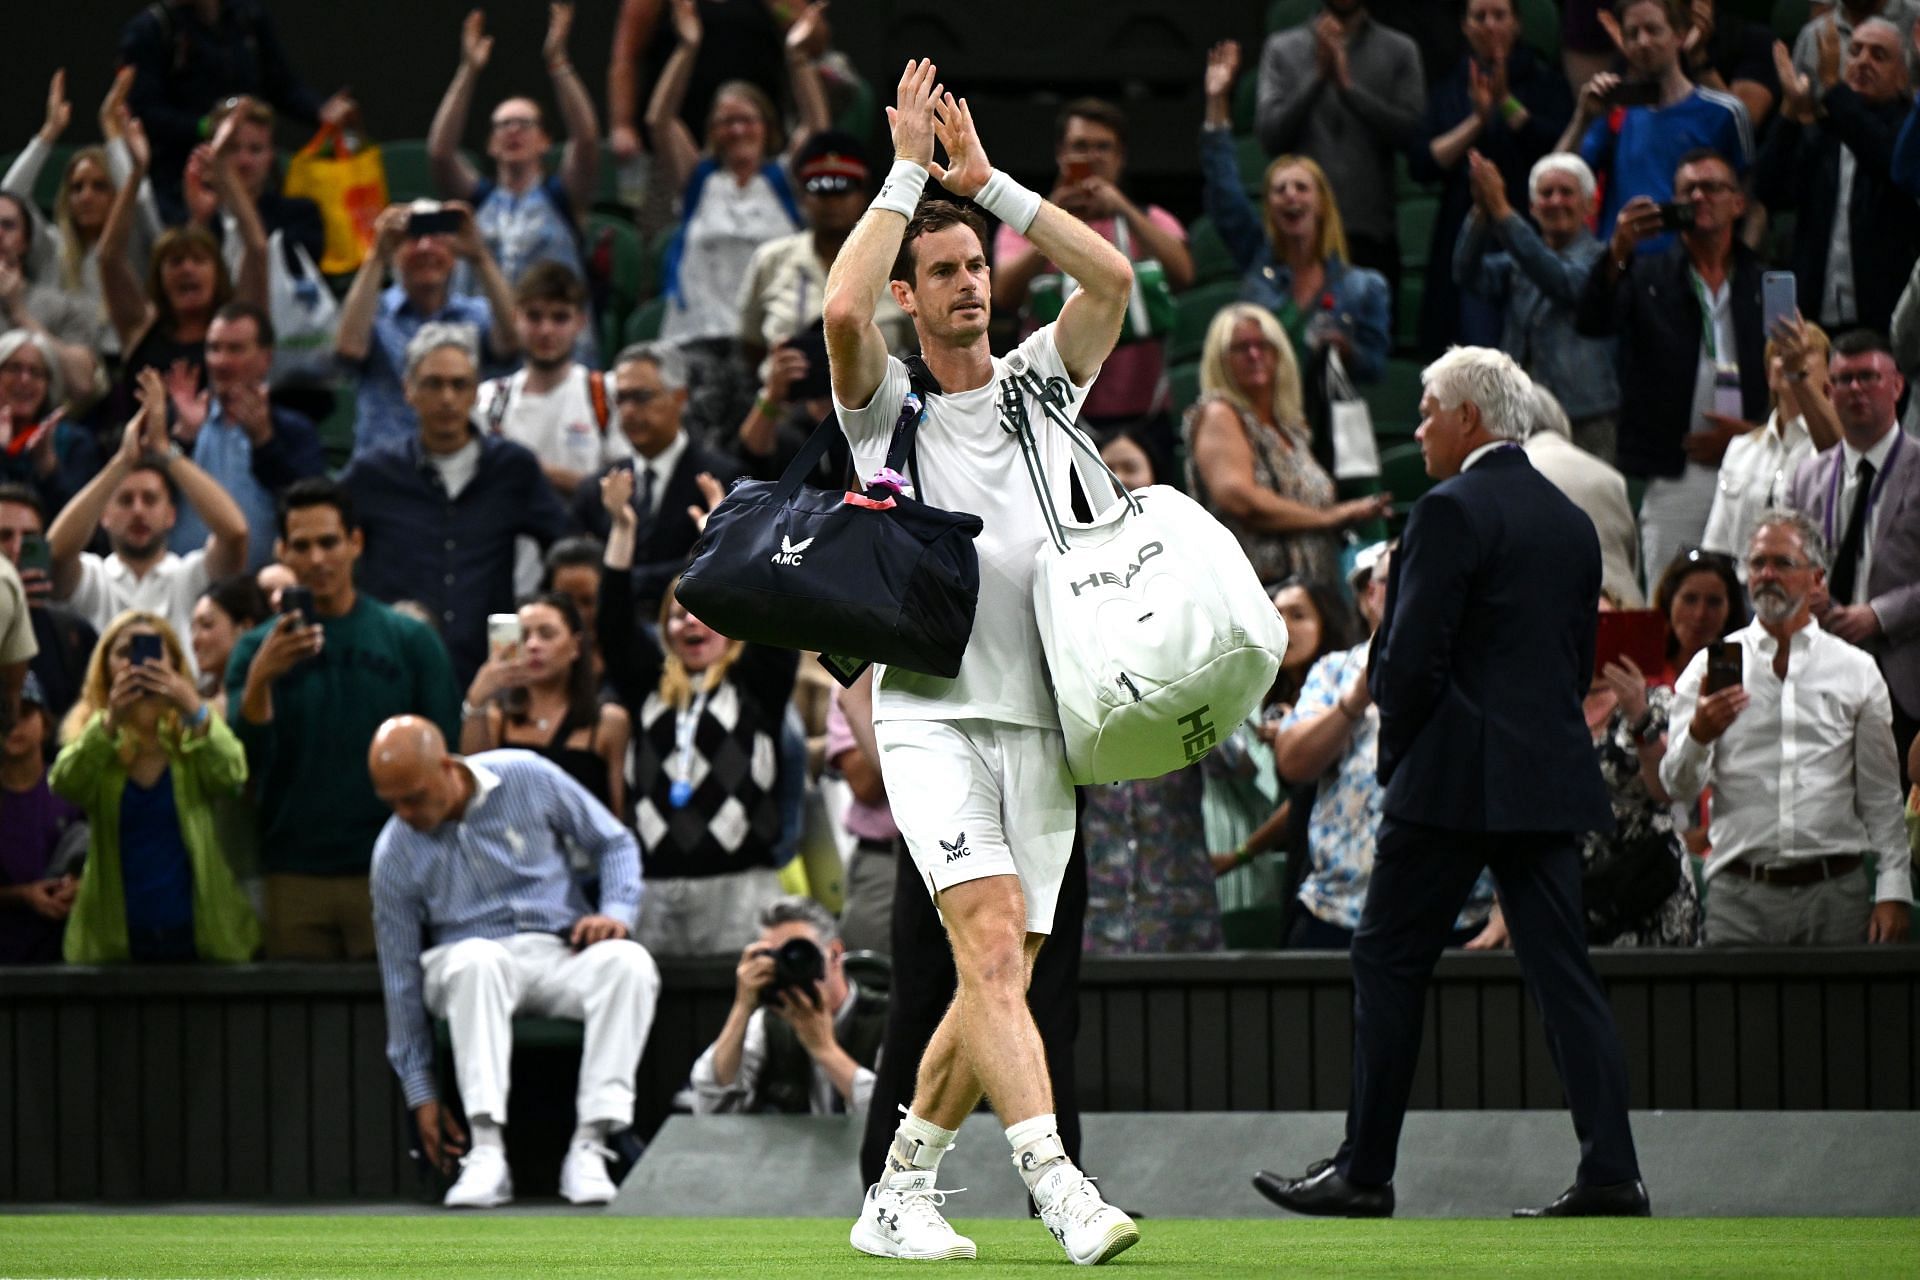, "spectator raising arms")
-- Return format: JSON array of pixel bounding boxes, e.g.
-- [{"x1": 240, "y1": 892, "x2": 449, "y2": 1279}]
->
[
  {"x1": 1183, "y1": 303, "x2": 1389, "y2": 592},
  {"x1": 1203, "y1": 42, "x2": 1392, "y2": 388},
  {"x1": 50, "y1": 610, "x2": 258, "y2": 964}
]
